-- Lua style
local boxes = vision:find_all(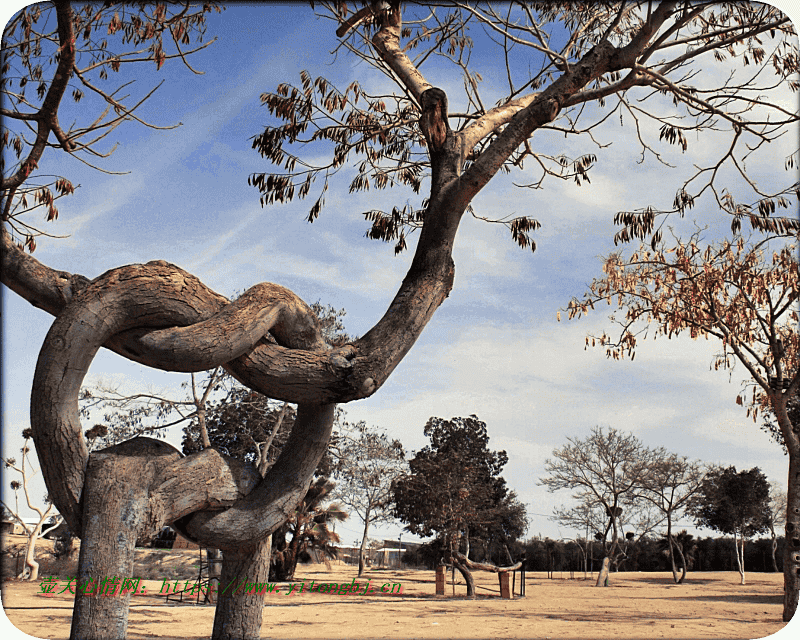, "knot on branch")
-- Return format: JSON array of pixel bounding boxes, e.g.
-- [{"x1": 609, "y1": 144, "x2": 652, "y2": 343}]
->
[
  {"x1": 546, "y1": 98, "x2": 560, "y2": 123},
  {"x1": 30, "y1": 261, "x2": 343, "y2": 535},
  {"x1": 420, "y1": 87, "x2": 451, "y2": 153}
]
